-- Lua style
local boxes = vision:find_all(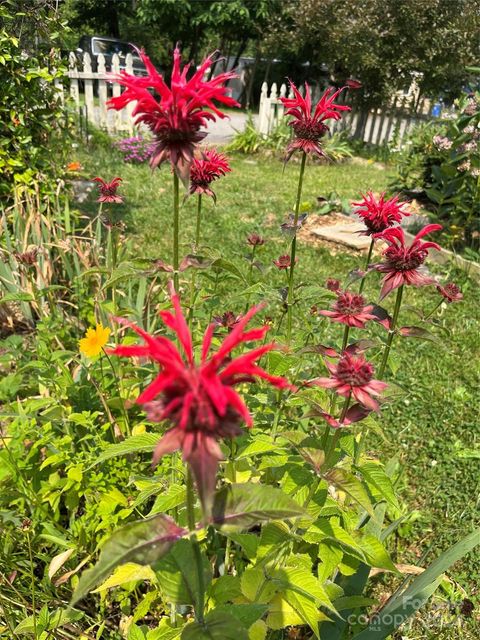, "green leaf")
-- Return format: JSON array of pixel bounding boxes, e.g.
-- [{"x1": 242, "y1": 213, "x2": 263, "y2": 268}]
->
[
  {"x1": 213, "y1": 604, "x2": 268, "y2": 628},
  {"x1": 155, "y1": 539, "x2": 211, "y2": 607},
  {"x1": 93, "y1": 562, "x2": 157, "y2": 592},
  {"x1": 356, "y1": 535, "x2": 398, "y2": 573},
  {"x1": 128, "y1": 626, "x2": 147, "y2": 640},
  {"x1": 209, "y1": 575, "x2": 243, "y2": 604},
  {"x1": 324, "y1": 468, "x2": 375, "y2": 517},
  {"x1": 182, "y1": 610, "x2": 248, "y2": 640},
  {"x1": 237, "y1": 439, "x2": 282, "y2": 459},
  {"x1": 224, "y1": 532, "x2": 259, "y2": 559},
  {"x1": 71, "y1": 515, "x2": 186, "y2": 606},
  {"x1": 351, "y1": 528, "x2": 480, "y2": 639},
  {"x1": 211, "y1": 483, "x2": 305, "y2": 530},
  {"x1": 357, "y1": 462, "x2": 399, "y2": 510},
  {"x1": 305, "y1": 520, "x2": 366, "y2": 561},
  {"x1": 211, "y1": 257, "x2": 246, "y2": 282},
  {"x1": 91, "y1": 433, "x2": 159, "y2": 466}
]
